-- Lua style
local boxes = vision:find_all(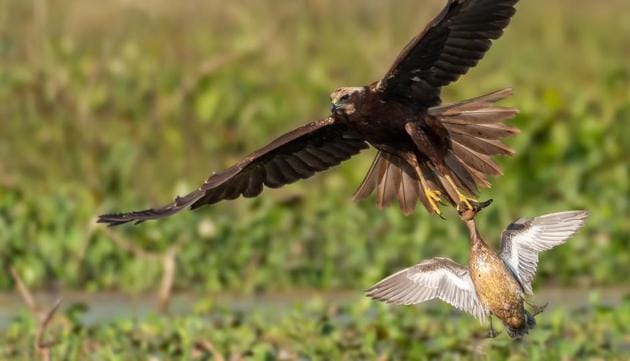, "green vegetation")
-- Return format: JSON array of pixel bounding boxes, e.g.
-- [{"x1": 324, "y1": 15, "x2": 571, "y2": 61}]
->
[
  {"x1": 2, "y1": 296, "x2": 630, "y2": 360},
  {"x1": 0, "y1": 0, "x2": 628, "y2": 359}
]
